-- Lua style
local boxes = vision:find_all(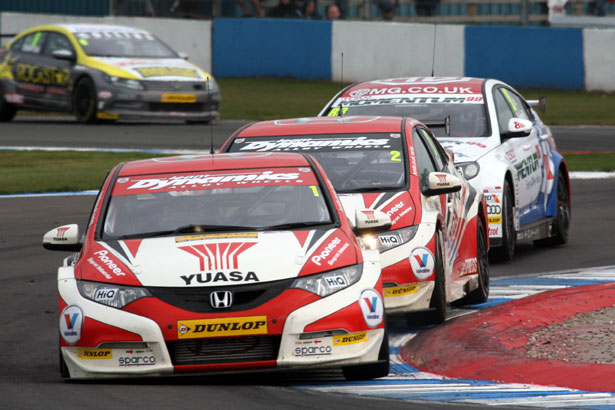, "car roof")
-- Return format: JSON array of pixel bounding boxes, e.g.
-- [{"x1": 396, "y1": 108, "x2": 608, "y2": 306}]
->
[
  {"x1": 338, "y1": 77, "x2": 486, "y2": 98},
  {"x1": 56, "y1": 23, "x2": 151, "y2": 35},
  {"x1": 117, "y1": 152, "x2": 312, "y2": 176},
  {"x1": 237, "y1": 116, "x2": 418, "y2": 137}
]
